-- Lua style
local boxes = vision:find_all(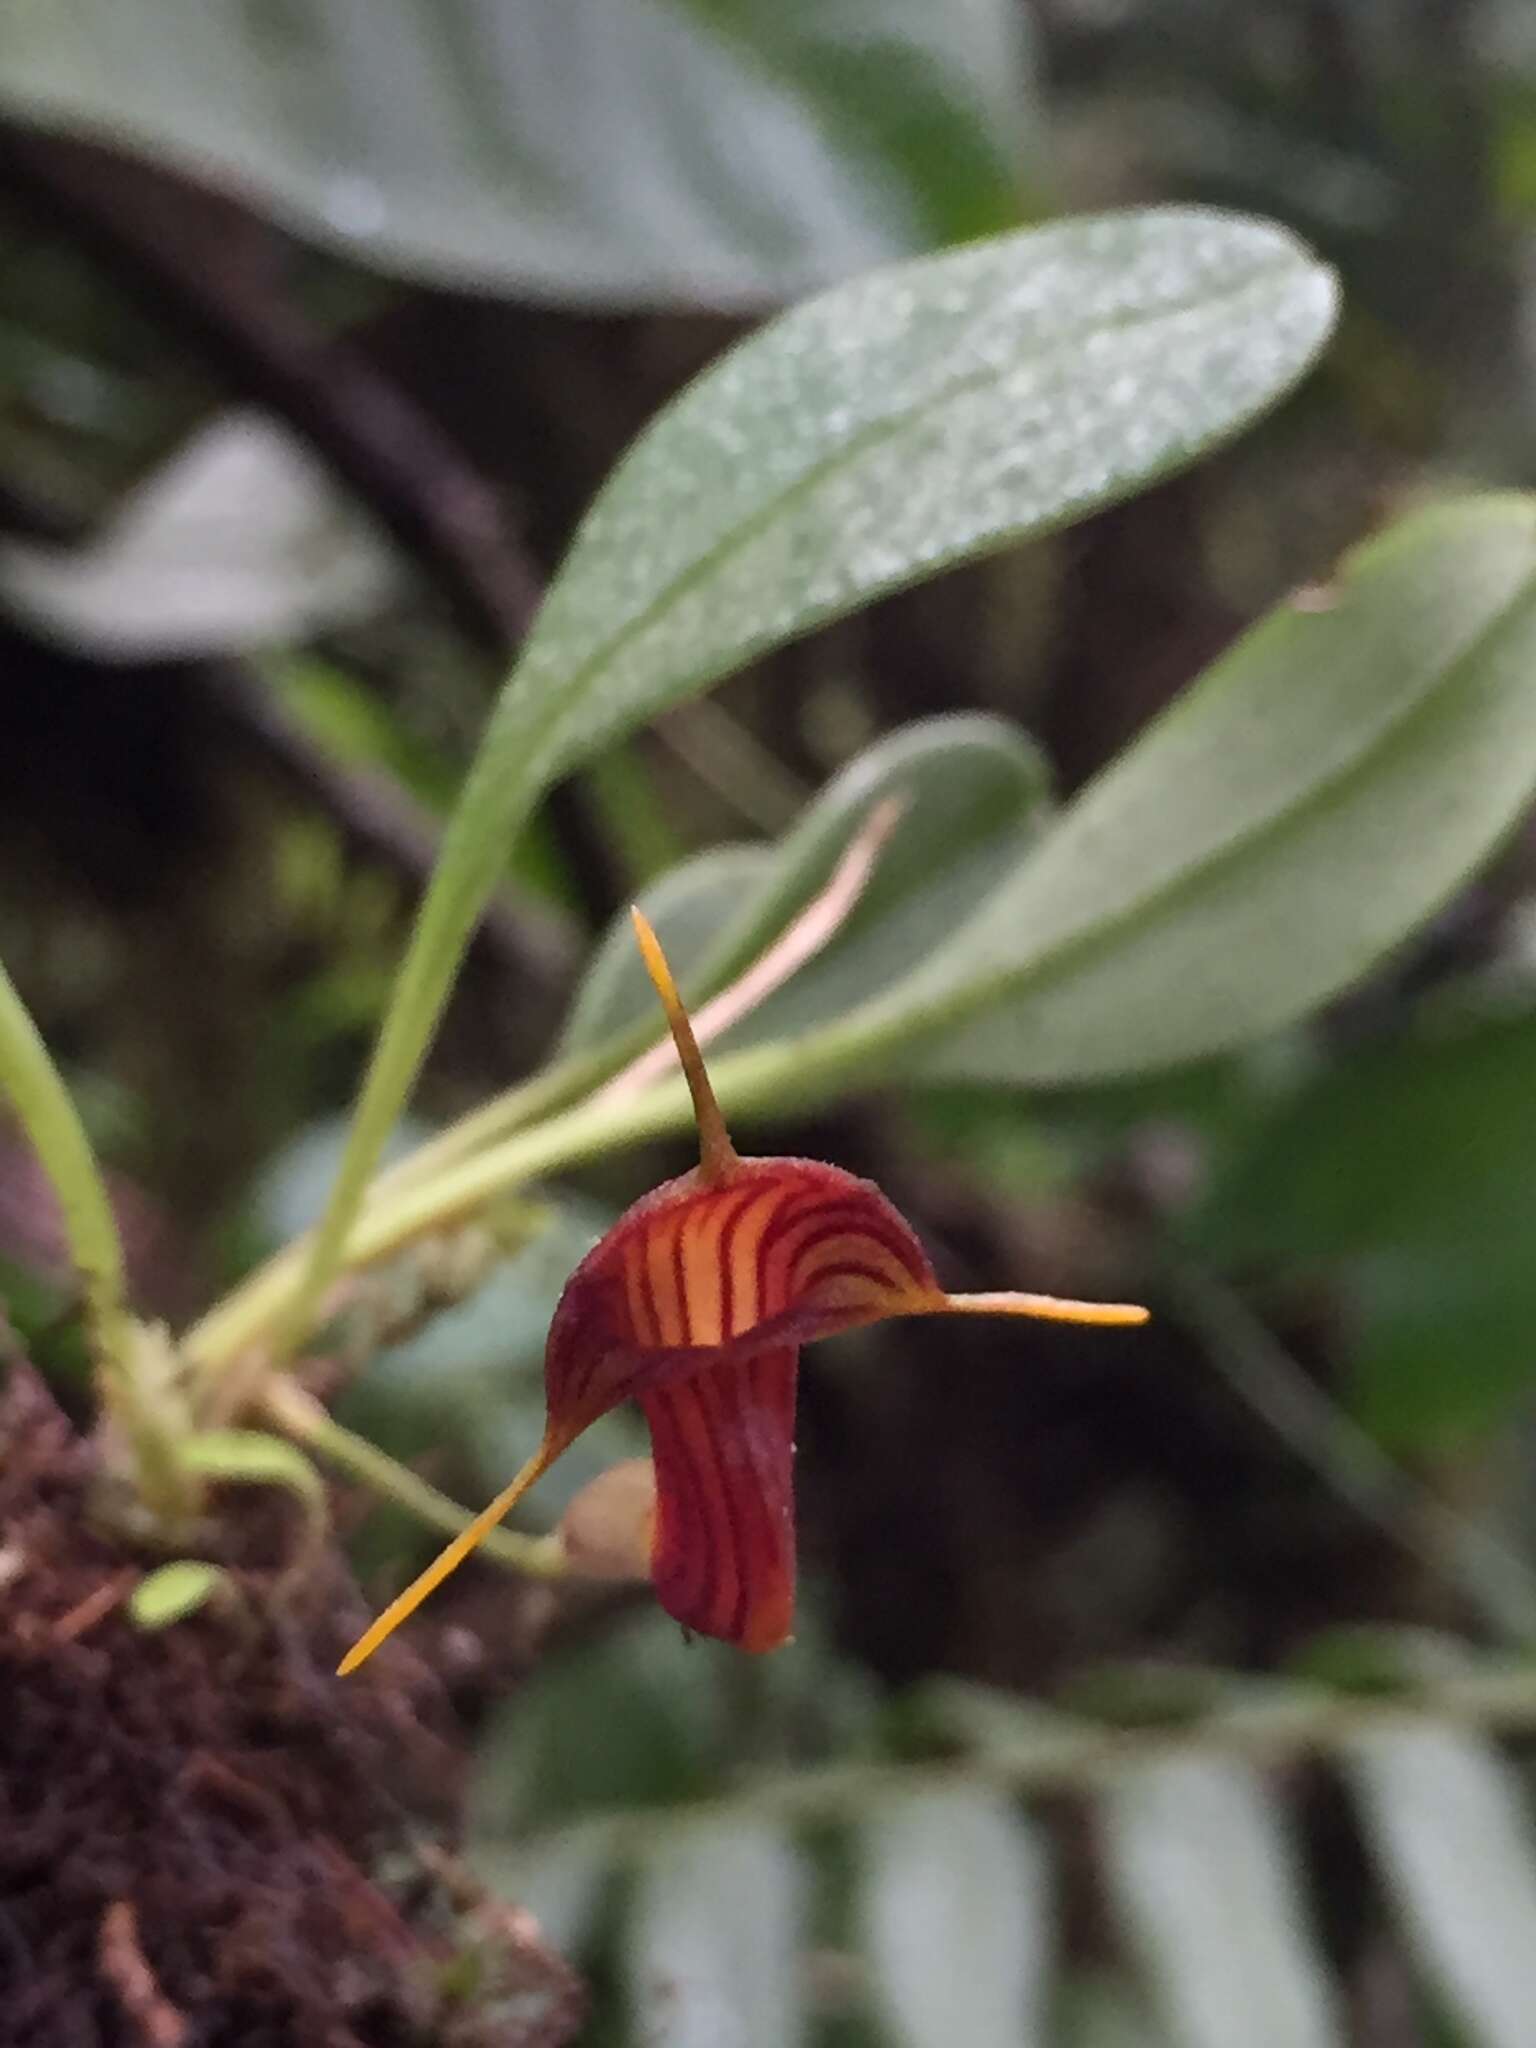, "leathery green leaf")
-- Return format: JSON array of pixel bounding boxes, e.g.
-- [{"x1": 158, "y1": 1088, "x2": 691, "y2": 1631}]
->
[{"x1": 888, "y1": 496, "x2": 1536, "y2": 1084}]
